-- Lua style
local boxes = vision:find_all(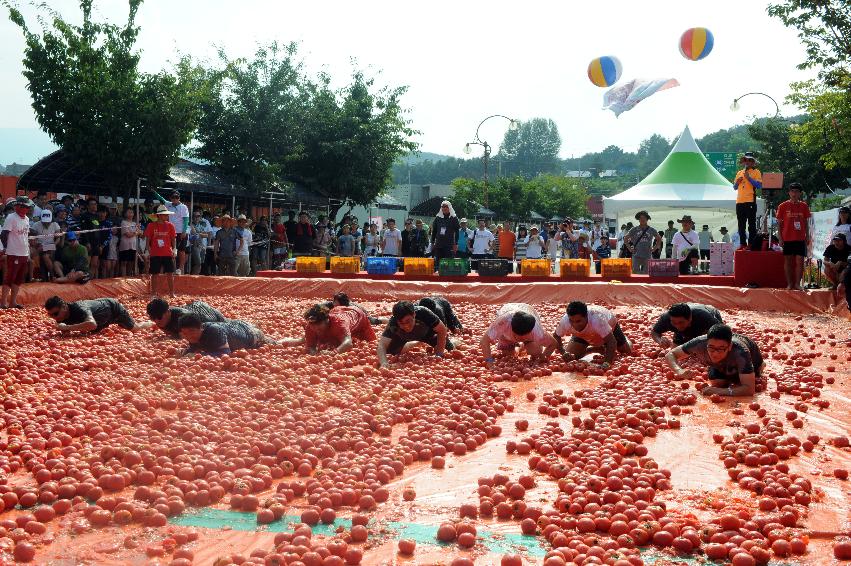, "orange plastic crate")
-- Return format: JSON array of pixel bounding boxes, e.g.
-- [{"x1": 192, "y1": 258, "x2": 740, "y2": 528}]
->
[
  {"x1": 601, "y1": 258, "x2": 631, "y2": 278},
  {"x1": 559, "y1": 259, "x2": 591, "y2": 278},
  {"x1": 521, "y1": 259, "x2": 551, "y2": 277},
  {"x1": 403, "y1": 257, "x2": 434, "y2": 275},
  {"x1": 296, "y1": 256, "x2": 326, "y2": 273},
  {"x1": 330, "y1": 256, "x2": 360, "y2": 274}
]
